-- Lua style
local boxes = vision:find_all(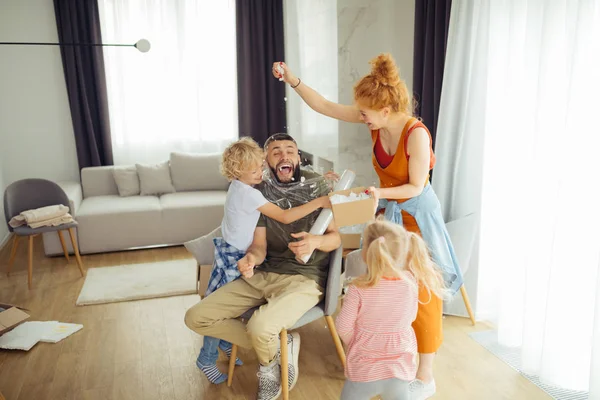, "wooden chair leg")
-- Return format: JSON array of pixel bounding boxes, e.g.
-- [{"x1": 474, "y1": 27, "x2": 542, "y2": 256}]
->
[
  {"x1": 6, "y1": 235, "x2": 19, "y2": 276},
  {"x1": 280, "y1": 330, "x2": 289, "y2": 400},
  {"x1": 27, "y1": 235, "x2": 33, "y2": 290},
  {"x1": 227, "y1": 344, "x2": 238, "y2": 387},
  {"x1": 67, "y1": 228, "x2": 85, "y2": 276},
  {"x1": 57, "y1": 230, "x2": 70, "y2": 262},
  {"x1": 460, "y1": 285, "x2": 476, "y2": 325},
  {"x1": 325, "y1": 315, "x2": 347, "y2": 369}
]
